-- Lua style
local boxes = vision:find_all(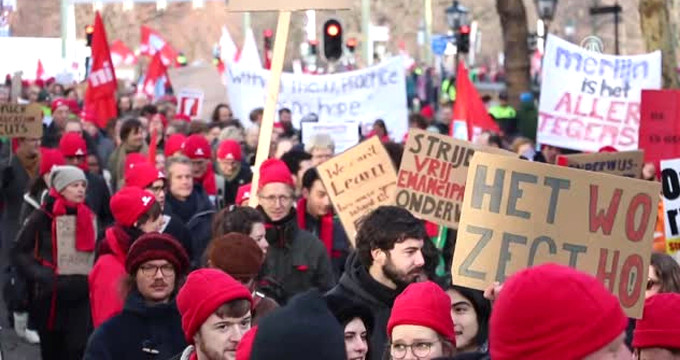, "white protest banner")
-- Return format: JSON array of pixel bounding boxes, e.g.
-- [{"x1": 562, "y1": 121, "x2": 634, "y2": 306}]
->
[
  {"x1": 538, "y1": 34, "x2": 661, "y2": 152},
  {"x1": 225, "y1": 57, "x2": 408, "y2": 142},
  {"x1": 177, "y1": 88, "x2": 205, "y2": 120},
  {"x1": 56, "y1": 216, "x2": 95, "y2": 276},
  {"x1": 451, "y1": 152, "x2": 659, "y2": 318},
  {"x1": 661, "y1": 159, "x2": 680, "y2": 258},
  {"x1": 302, "y1": 120, "x2": 359, "y2": 153}
]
